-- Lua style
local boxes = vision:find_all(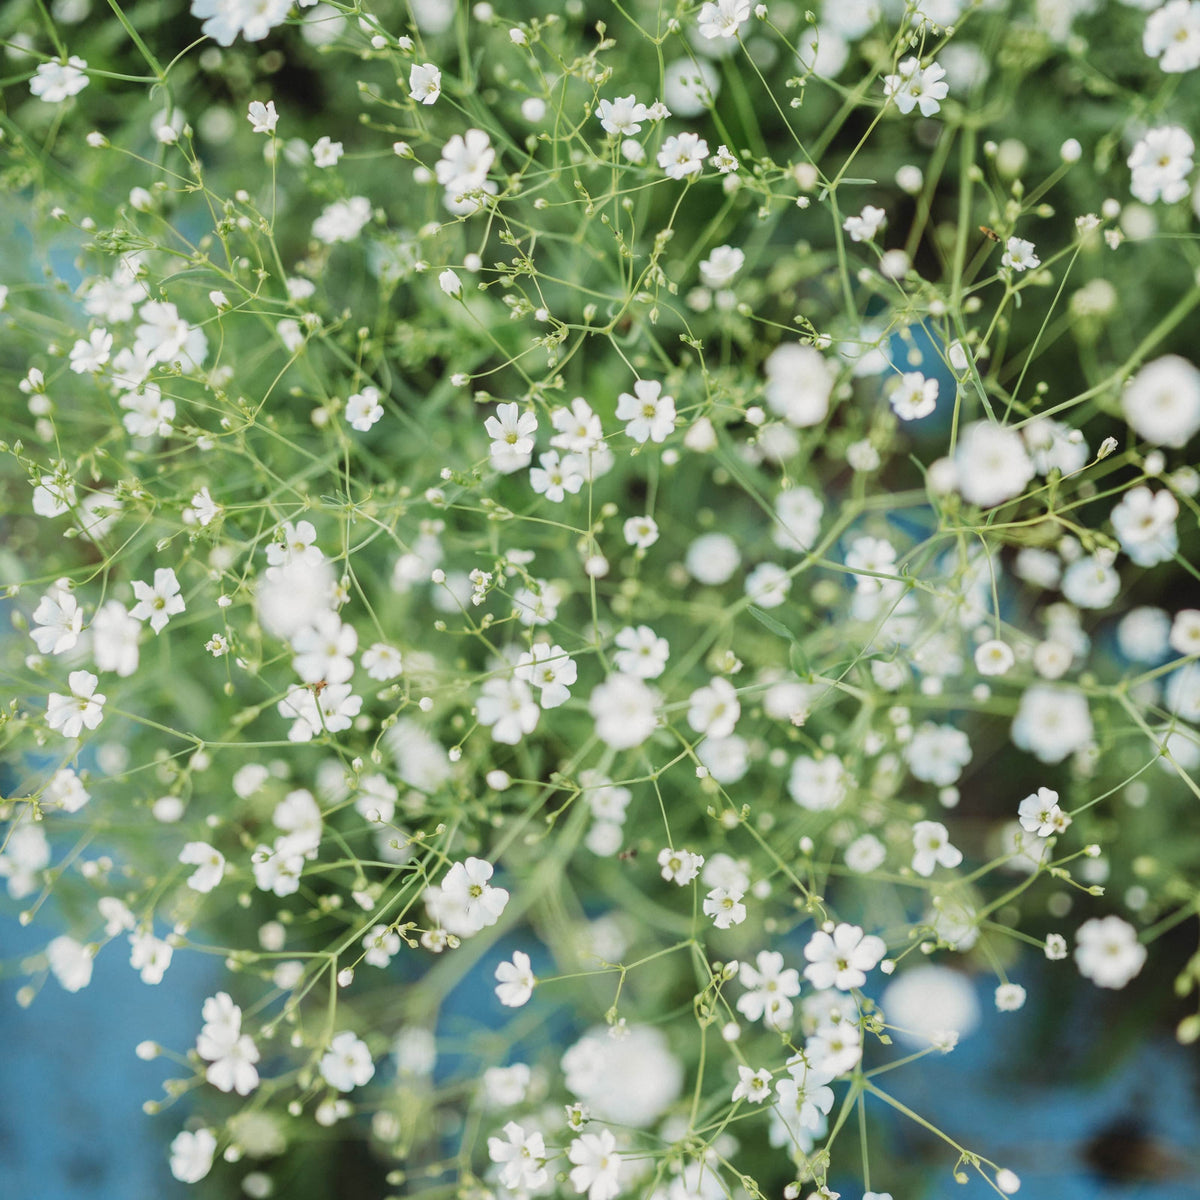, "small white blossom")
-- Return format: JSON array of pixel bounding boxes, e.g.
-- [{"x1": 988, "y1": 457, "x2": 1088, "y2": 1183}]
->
[
  {"x1": 657, "y1": 132, "x2": 709, "y2": 179},
  {"x1": 911, "y1": 821, "x2": 963, "y2": 876},
  {"x1": 494, "y1": 950, "x2": 537, "y2": 1007},
  {"x1": 1001, "y1": 237, "x2": 1041, "y2": 271},
  {"x1": 883, "y1": 58, "x2": 949, "y2": 117},
  {"x1": 698, "y1": 0, "x2": 752, "y2": 39},
  {"x1": 346, "y1": 386, "x2": 384, "y2": 431},
  {"x1": 247, "y1": 99, "x2": 278, "y2": 133},
  {"x1": 319, "y1": 1030, "x2": 375, "y2": 1091},
  {"x1": 409, "y1": 62, "x2": 442, "y2": 104}
]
